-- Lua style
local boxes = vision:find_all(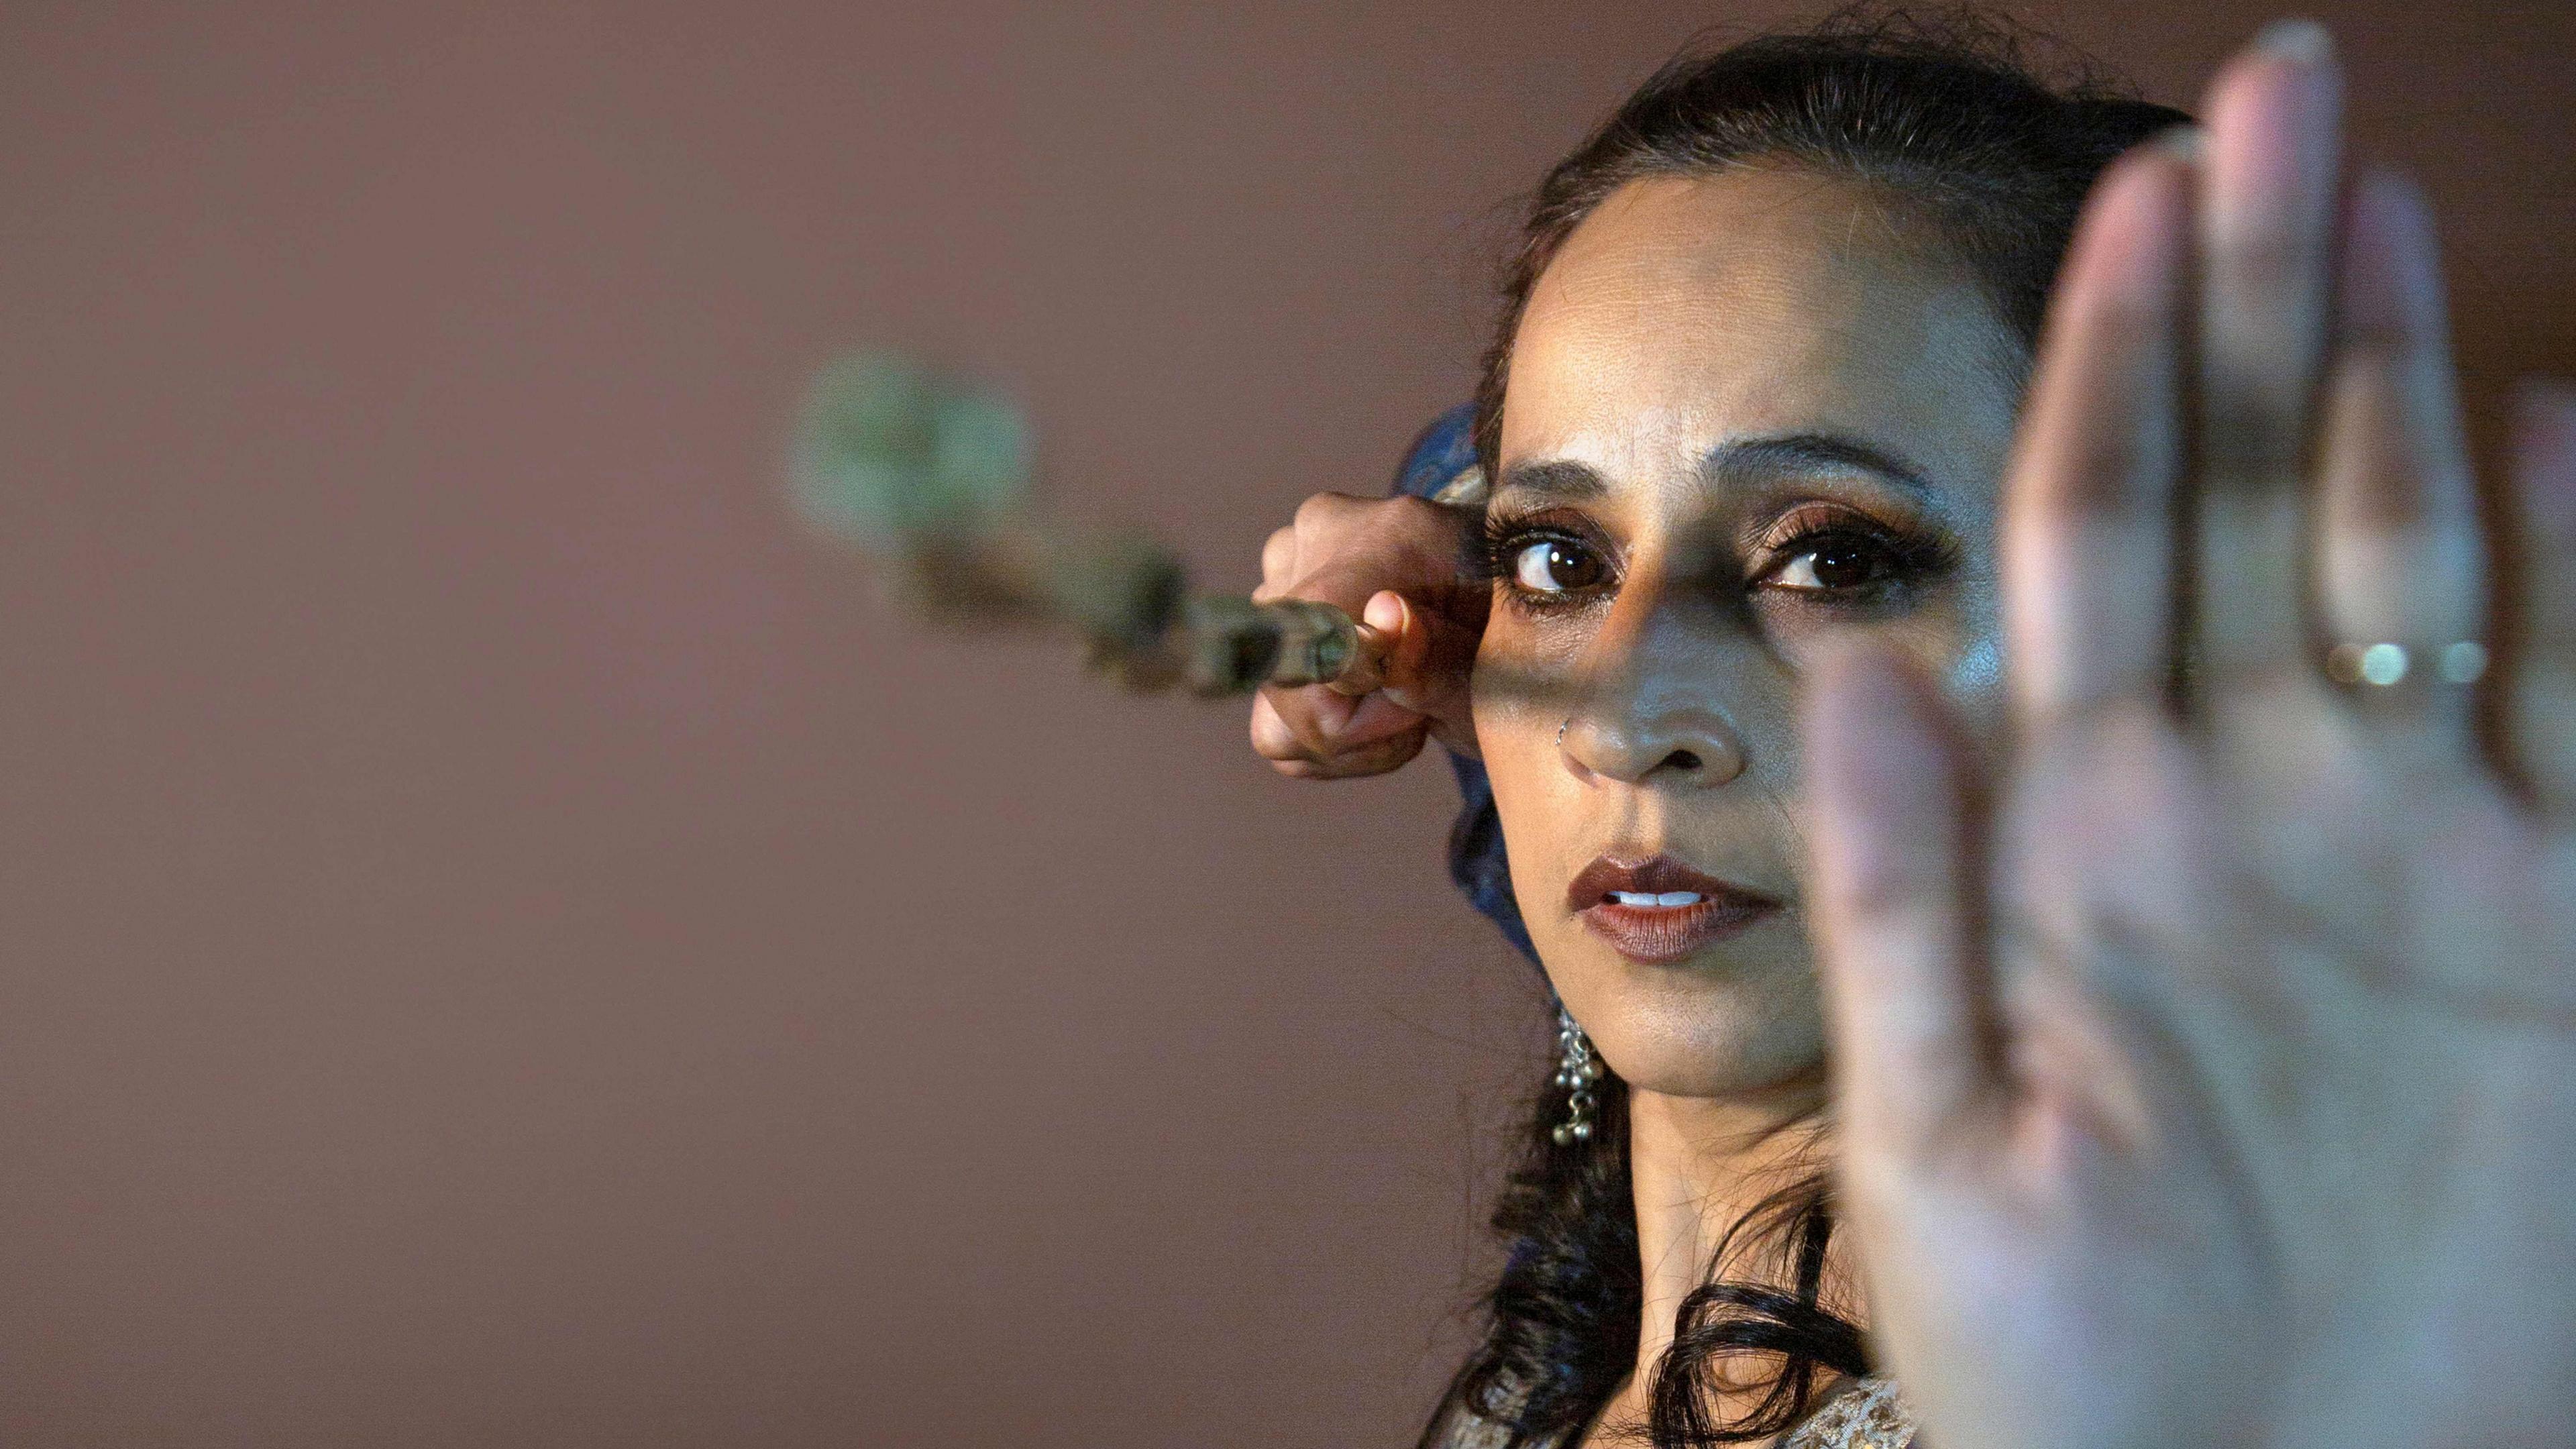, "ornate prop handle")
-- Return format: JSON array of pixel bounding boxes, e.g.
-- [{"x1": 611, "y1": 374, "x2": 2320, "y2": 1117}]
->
[
  {"x1": 1176, "y1": 596, "x2": 1389, "y2": 696},
  {"x1": 794, "y1": 352, "x2": 1411, "y2": 698}
]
